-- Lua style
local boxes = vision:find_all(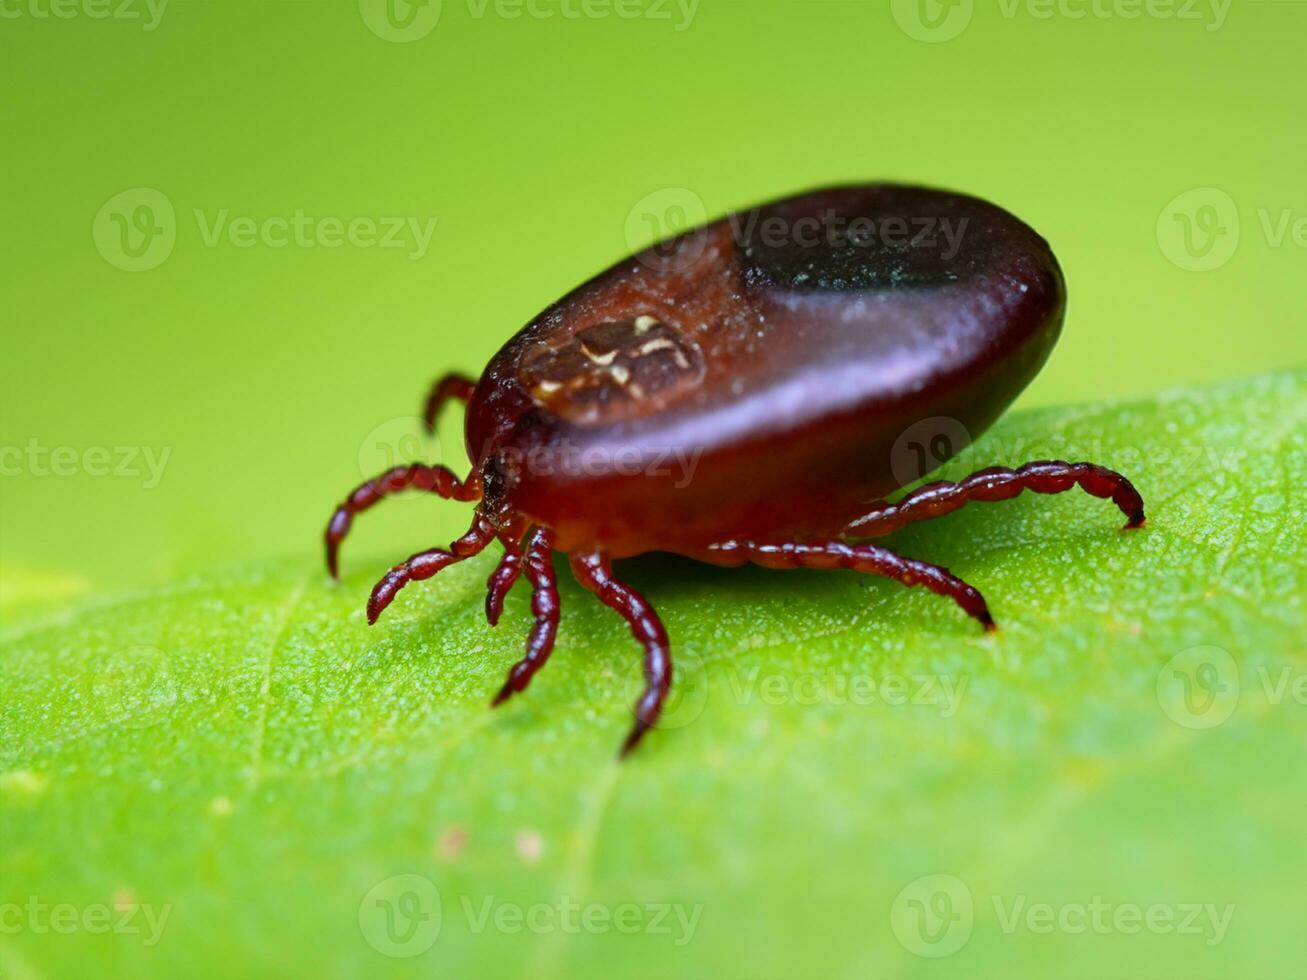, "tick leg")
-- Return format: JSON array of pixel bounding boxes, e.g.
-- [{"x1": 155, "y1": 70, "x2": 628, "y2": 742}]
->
[
  {"x1": 366, "y1": 513, "x2": 496, "y2": 624},
  {"x1": 324, "y1": 463, "x2": 481, "y2": 579},
  {"x1": 421, "y1": 372, "x2": 477, "y2": 434},
  {"x1": 492, "y1": 528, "x2": 560, "y2": 706},
  {"x1": 704, "y1": 539, "x2": 994, "y2": 632},
  {"x1": 485, "y1": 549, "x2": 523, "y2": 627},
  {"x1": 845, "y1": 460, "x2": 1146, "y2": 538},
  {"x1": 569, "y1": 551, "x2": 672, "y2": 757}
]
